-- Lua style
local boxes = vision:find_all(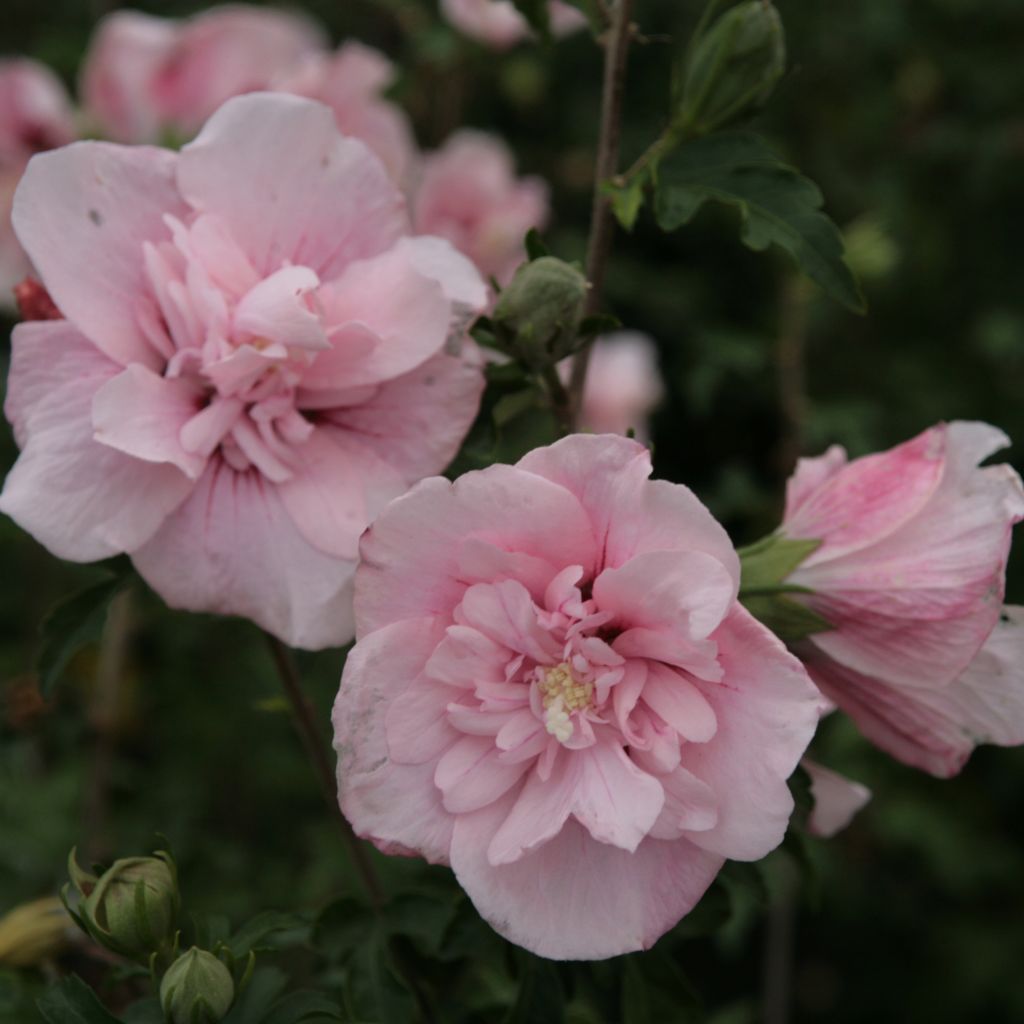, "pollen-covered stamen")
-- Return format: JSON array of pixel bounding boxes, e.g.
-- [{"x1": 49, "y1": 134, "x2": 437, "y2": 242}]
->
[{"x1": 537, "y1": 662, "x2": 594, "y2": 743}]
